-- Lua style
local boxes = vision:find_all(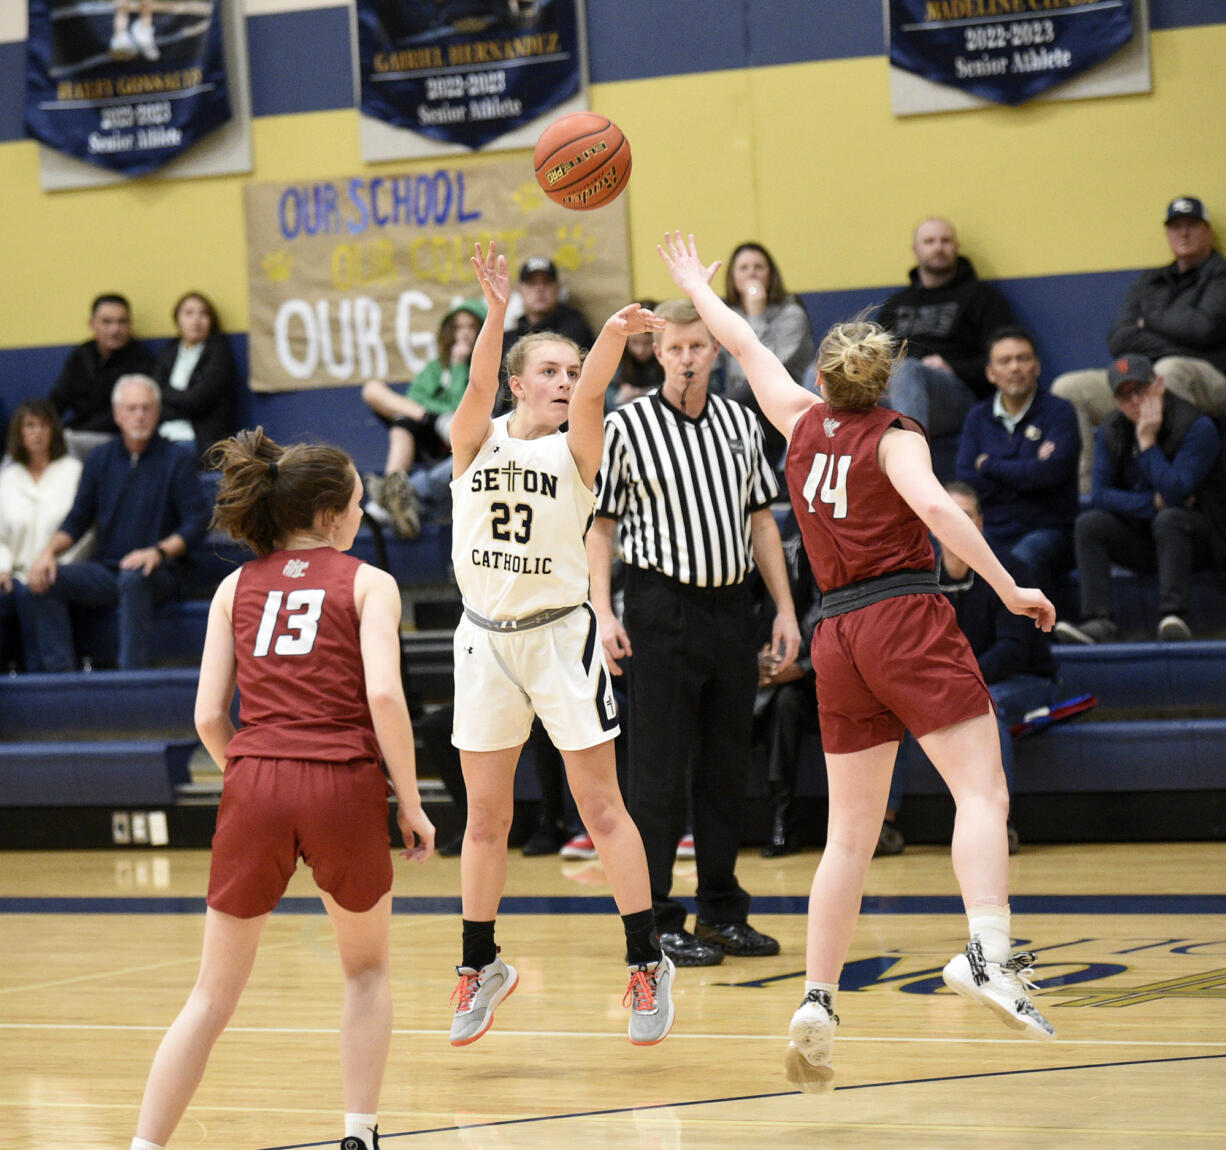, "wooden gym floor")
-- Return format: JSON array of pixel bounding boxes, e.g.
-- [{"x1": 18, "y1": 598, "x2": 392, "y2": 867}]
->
[{"x1": 2, "y1": 841, "x2": 1225, "y2": 1148}]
